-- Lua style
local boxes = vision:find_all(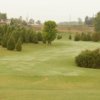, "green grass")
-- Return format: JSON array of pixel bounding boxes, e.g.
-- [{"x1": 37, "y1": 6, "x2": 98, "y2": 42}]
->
[{"x1": 0, "y1": 40, "x2": 100, "y2": 100}]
